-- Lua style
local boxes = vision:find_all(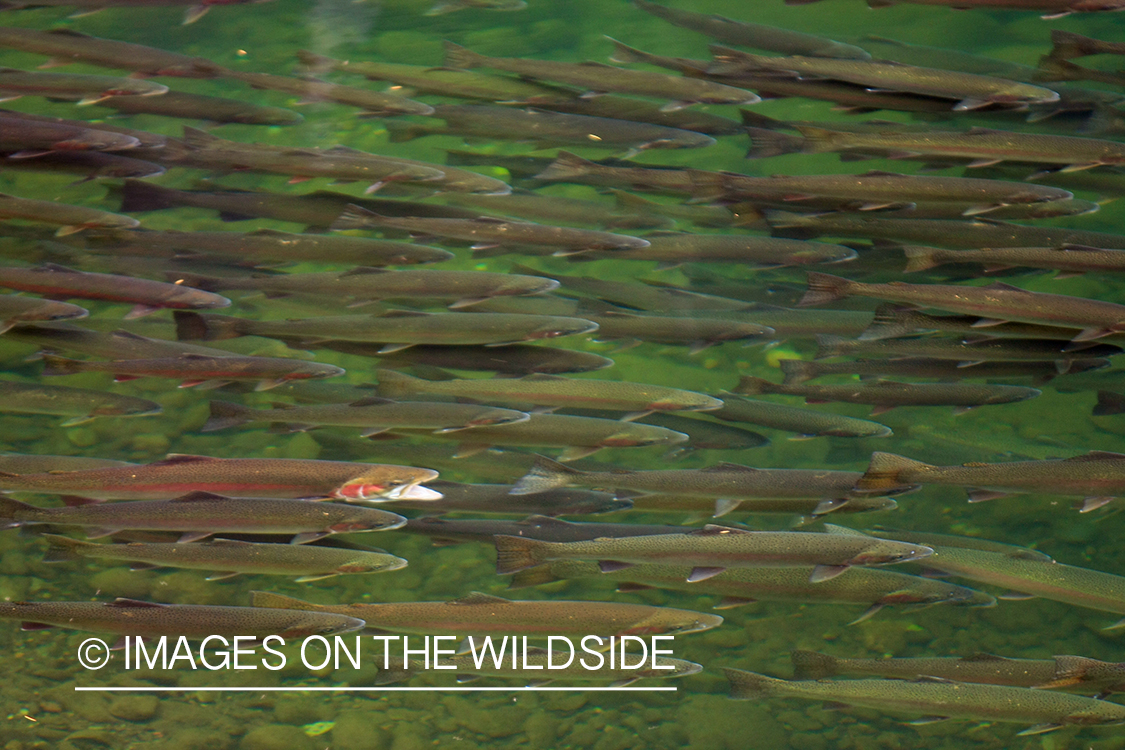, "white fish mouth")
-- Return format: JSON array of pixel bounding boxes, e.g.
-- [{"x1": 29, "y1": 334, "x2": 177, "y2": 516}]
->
[{"x1": 384, "y1": 483, "x2": 443, "y2": 501}]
